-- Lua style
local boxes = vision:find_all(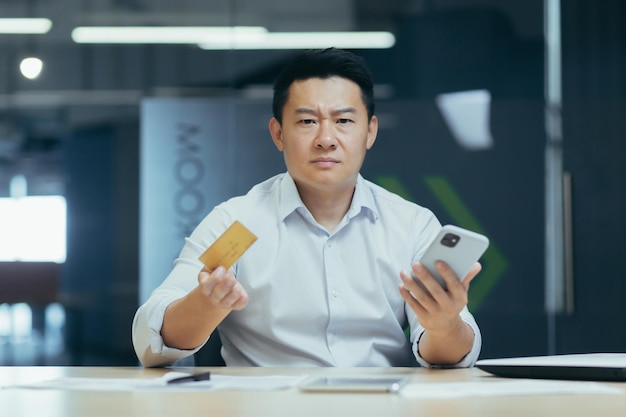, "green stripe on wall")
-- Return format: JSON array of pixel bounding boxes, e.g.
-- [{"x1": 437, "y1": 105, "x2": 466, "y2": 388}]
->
[{"x1": 376, "y1": 175, "x2": 507, "y2": 311}]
